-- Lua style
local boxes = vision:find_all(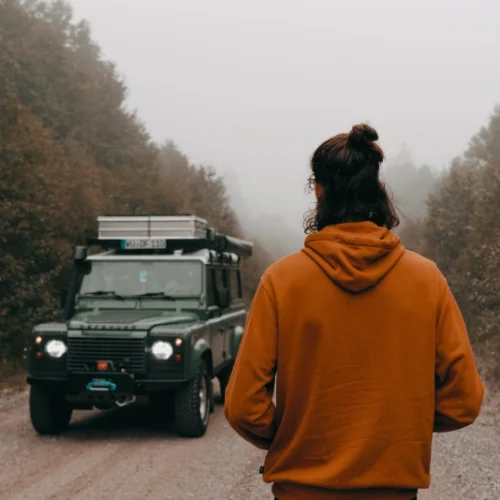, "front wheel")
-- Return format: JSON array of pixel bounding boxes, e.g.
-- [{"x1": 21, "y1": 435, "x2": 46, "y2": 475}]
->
[
  {"x1": 174, "y1": 361, "x2": 211, "y2": 437},
  {"x1": 29, "y1": 386, "x2": 72, "y2": 436}
]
